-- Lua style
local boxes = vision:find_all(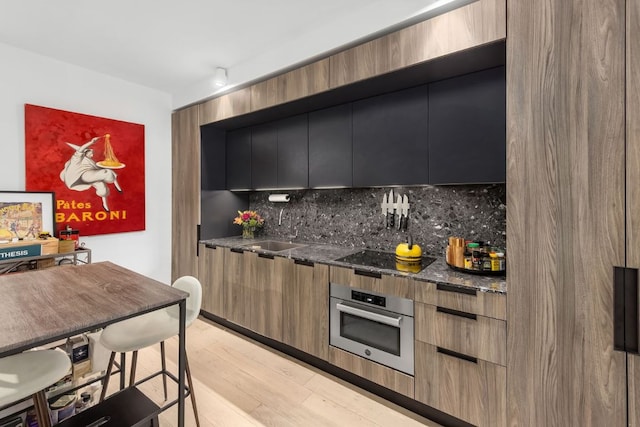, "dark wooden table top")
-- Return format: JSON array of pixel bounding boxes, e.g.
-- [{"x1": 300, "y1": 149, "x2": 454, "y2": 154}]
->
[{"x1": 0, "y1": 261, "x2": 188, "y2": 357}]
